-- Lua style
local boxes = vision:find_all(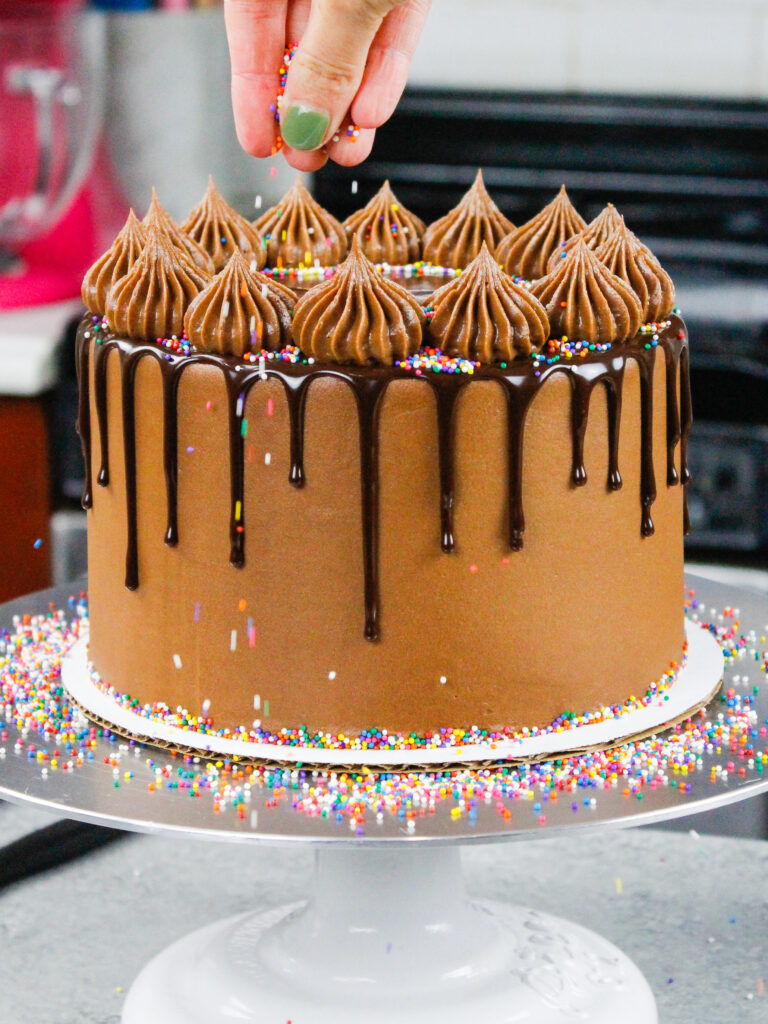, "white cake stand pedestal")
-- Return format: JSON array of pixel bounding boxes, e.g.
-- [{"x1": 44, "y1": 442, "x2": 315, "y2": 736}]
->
[{"x1": 122, "y1": 843, "x2": 656, "y2": 1024}]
